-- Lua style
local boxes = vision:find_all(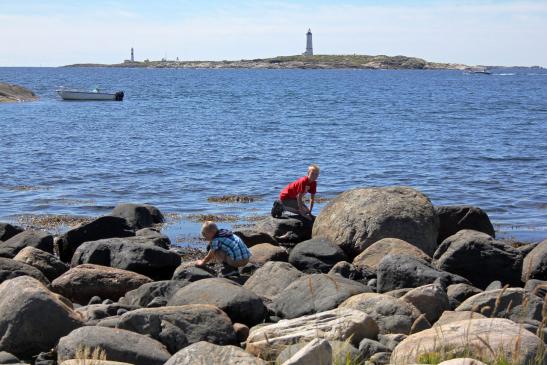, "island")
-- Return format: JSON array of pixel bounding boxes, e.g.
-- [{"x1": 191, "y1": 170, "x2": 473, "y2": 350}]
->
[{"x1": 0, "y1": 82, "x2": 38, "y2": 102}]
